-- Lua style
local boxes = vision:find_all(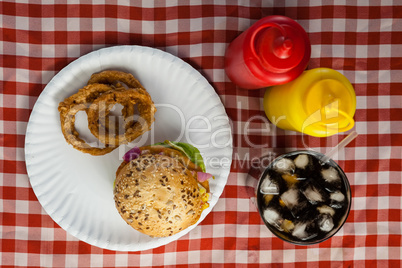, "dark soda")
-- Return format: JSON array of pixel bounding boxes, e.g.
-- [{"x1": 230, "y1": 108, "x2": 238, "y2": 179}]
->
[{"x1": 256, "y1": 151, "x2": 351, "y2": 244}]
